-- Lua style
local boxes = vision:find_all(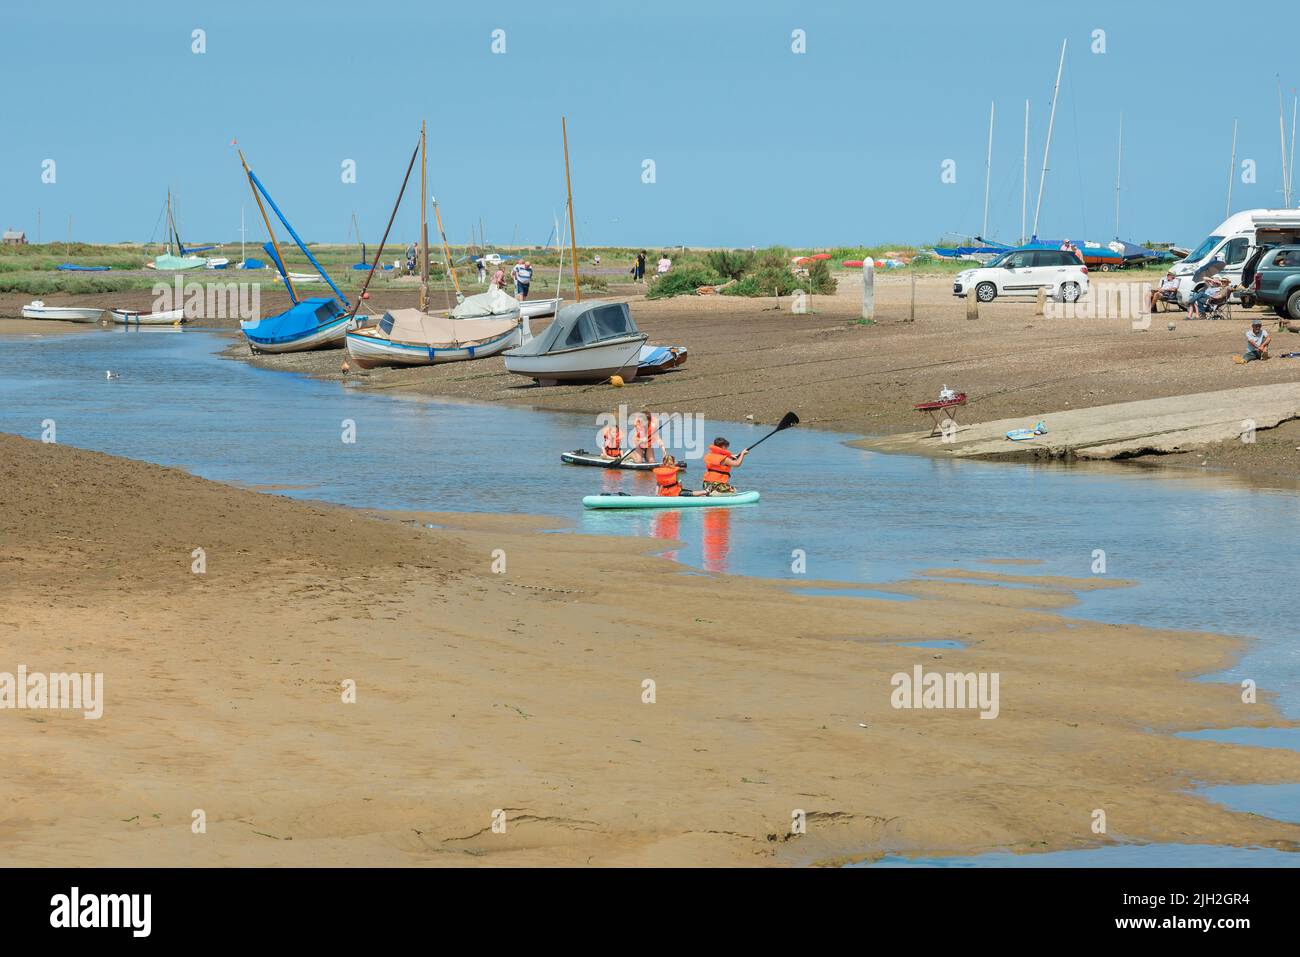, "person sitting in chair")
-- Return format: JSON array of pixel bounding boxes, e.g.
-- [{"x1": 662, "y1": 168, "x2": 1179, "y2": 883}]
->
[
  {"x1": 1148, "y1": 271, "x2": 1180, "y2": 313},
  {"x1": 1187, "y1": 276, "x2": 1231, "y2": 320}
]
